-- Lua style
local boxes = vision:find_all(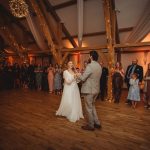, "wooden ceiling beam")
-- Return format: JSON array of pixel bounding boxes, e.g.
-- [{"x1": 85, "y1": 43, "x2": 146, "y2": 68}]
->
[
  {"x1": 114, "y1": 42, "x2": 150, "y2": 48},
  {"x1": 53, "y1": 0, "x2": 88, "y2": 10},
  {"x1": 61, "y1": 45, "x2": 107, "y2": 52},
  {"x1": 62, "y1": 27, "x2": 133, "y2": 39},
  {"x1": 43, "y1": 0, "x2": 78, "y2": 48}
]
